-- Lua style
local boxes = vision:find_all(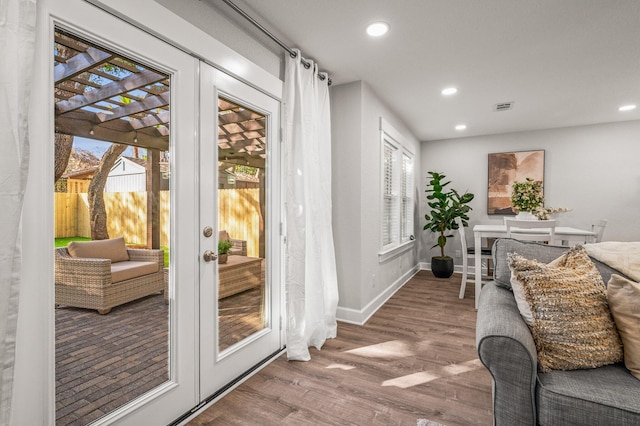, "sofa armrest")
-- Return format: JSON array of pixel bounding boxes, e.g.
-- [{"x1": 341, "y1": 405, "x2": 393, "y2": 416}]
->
[
  {"x1": 127, "y1": 249, "x2": 164, "y2": 269},
  {"x1": 476, "y1": 282, "x2": 538, "y2": 426},
  {"x1": 229, "y1": 239, "x2": 247, "y2": 256},
  {"x1": 54, "y1": 255, "x2": 112, "y2": 287}
]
